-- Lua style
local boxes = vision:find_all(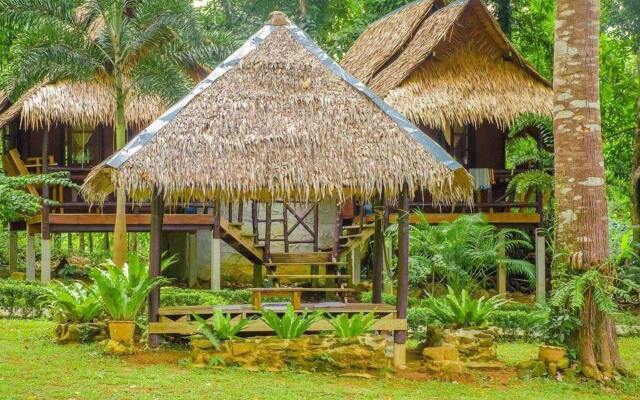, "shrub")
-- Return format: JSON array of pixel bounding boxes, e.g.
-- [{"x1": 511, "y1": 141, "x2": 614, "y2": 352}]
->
[
  {"x1": 328, "y1": 313, "x2": 376, "y2": 338},
  {"x1": 88, "y1": 255, "x2": 171, "y2": 321},
  {"x1": 488, "y1": 309, "x2": 547, "y2": 340},
  {"x1": 359, "y1": 291, "x2": 396, "y2": 305},
  {"x1": 407, "y1": 307, "x2": 430, "y2": 333},
  {"x1": 0, "y1": 279, "x2": 47, "y2": 318},
  {"x1": 424, "y1": 286, "x2": 507, "y2": 328},
  {"x1": 42, "y1": 281, "x2": 103, "y2": 323},
  {"x1": 260, "y1": 305, "x2": 324, "y2": 339},
  {"x1": 160, "y1": 287, "x2": 252, "y2": 307}
]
